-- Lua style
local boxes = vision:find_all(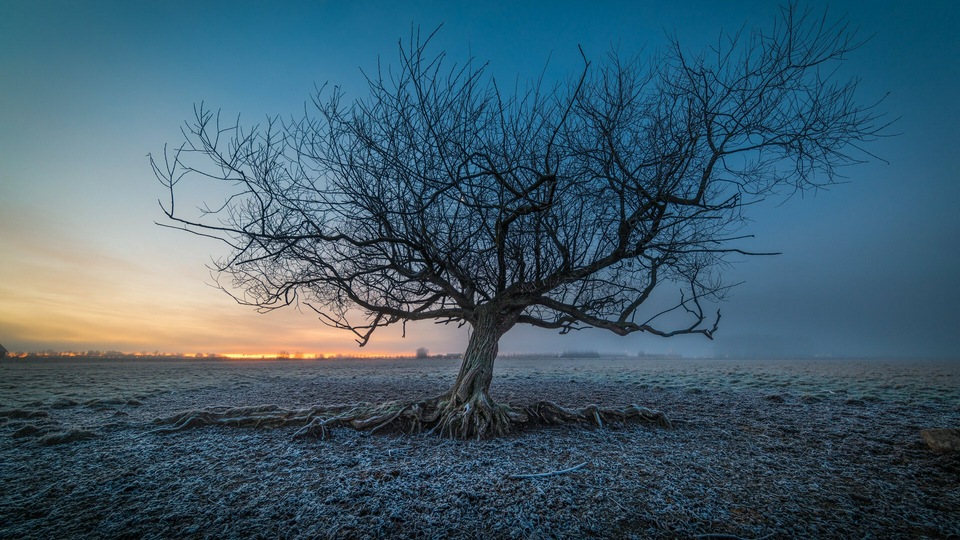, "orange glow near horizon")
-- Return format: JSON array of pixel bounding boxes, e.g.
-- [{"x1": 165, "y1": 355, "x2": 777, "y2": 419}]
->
[
  {"x1": 0, "y1": 208, "x2": 463, "y2": 358},
  {"x1": 222, "y1": 352, "x2": 321, "y2": 360},
  {"x1": 1, "y1": 350, "x2": 427, "y2": 360}
]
